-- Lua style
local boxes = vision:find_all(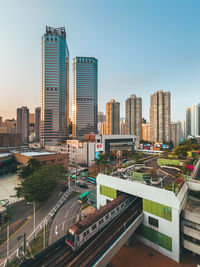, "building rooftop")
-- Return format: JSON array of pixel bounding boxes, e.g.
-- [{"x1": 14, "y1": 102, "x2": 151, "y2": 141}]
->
[
  {"x1": 18, "y1": 151, "x2": 55, "y2": 157},
  {"x1": 0, "y1": 153, "x2": 12, "y2": 158}
]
